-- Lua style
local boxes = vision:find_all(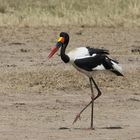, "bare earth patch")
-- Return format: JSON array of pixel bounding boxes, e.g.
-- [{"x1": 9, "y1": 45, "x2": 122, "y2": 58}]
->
[{"x1": 0, "y1": 26, "x2": 140, "y2": 140}]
